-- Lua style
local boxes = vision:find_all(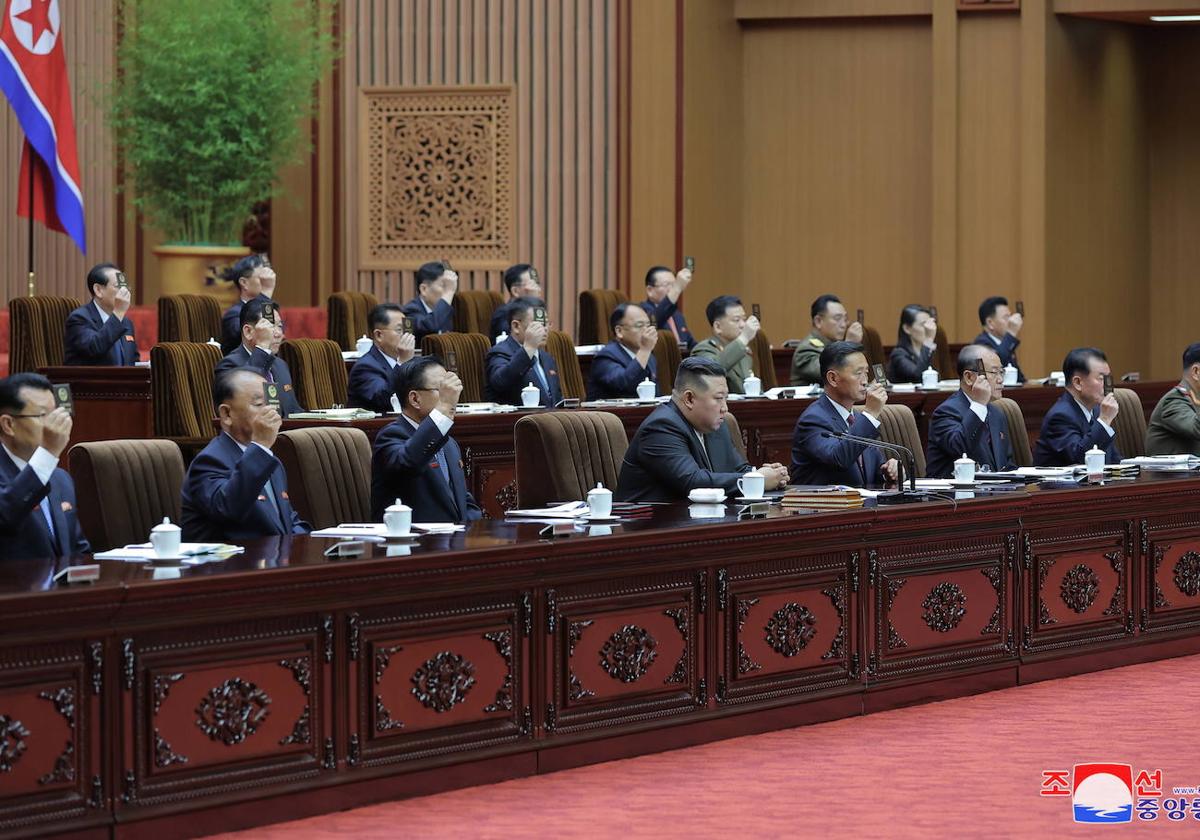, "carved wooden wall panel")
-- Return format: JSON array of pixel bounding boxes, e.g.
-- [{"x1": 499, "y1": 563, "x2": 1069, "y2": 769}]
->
[
  {"x1": 1141, "y1": 516, "x2": 1200, "y2": 635},
  {"x1": 359, "y1": 86, "x2": 516, "y2": 271}
]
